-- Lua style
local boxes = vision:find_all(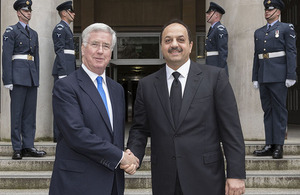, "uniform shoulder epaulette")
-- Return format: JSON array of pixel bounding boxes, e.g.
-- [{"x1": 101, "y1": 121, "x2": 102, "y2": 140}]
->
[
  {"x1": 217, "y1": 25, "x2": 226, "y2": 31},
  {"x1": 288, "y1": 24, "x2": 295, "y2": 31},
  {"x1": 56, "y1": 24, "x2": 65, "y2": 31},
  {"x1": 5, "y1": 26, "x2": 14, "y2": 33}
]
